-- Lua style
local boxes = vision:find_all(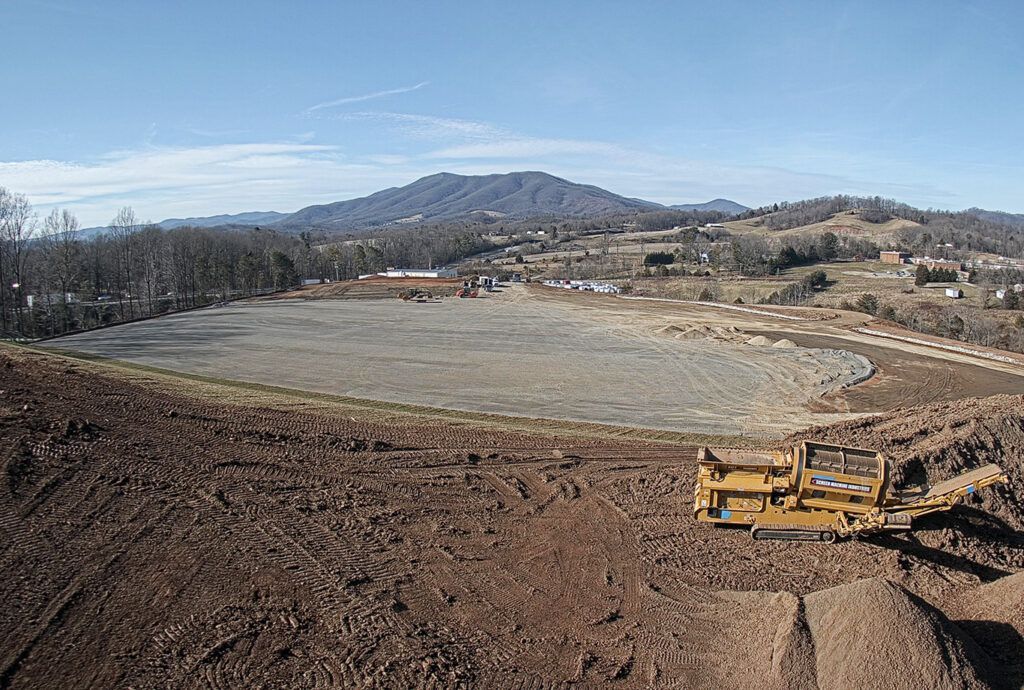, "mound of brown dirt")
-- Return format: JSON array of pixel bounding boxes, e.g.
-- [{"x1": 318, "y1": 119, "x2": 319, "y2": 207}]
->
[
  {"x1": 793, "y1": 394, "x2": 1023, "y2": 501},
  {"x1": 803, "y1": 578, "x2": 992, "y2": 690},
  {"x1": 715, "y1": 578, "x2": 1000, "y2": 690},
  {"x1": 712, "y1": 591, "x2": 819, "y2": 690},
  {"x1": 952, "y1": 572, "x2": 1024, "y2": 683},
  {"x1": 961, "y1": 571, "x2": 1024, "y2": 635}
]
